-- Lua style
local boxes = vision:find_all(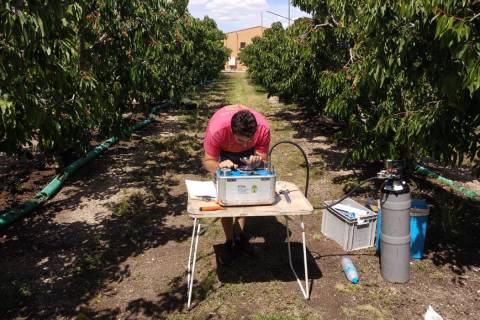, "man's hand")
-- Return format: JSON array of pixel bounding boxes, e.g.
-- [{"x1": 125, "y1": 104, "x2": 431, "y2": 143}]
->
[
  {"x1": 241, "y1": 155, "x2": 263, "y2": 169},
  {"x1": 219, "y1": 159, "x2": 238, "y2": 169}
]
